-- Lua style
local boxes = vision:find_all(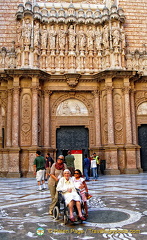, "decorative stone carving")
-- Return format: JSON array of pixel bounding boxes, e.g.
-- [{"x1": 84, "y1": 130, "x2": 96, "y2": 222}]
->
[
  {"x1": 65, "y1": 73, "x2": 80, "y2": 88},
  {"x1": 41, "y1": 24, "x2": 48, "y2": 49},
  {"x1": 23, "y1": 18, "x2": 32, "y2": 46},
  {"x1": 48, "y1": 25, "x2": 57, "y2": 50},
  {"x1": 137, "y1": 102, "x2": 147, "y2": 115},
  {"x1": 56, "y1": 99, "x2": 88, "y2": 116},
  {"x1": 68, "y1": 25, "x2": 76, "y2": 51}
]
